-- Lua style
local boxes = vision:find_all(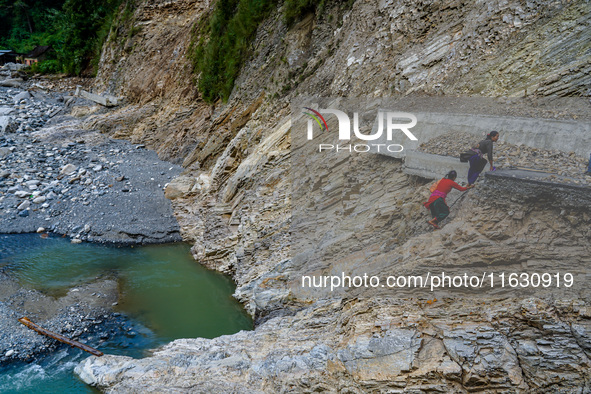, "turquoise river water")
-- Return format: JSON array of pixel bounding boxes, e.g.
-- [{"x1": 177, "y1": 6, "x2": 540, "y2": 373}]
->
[{"x1": 0, "y1": 233, "x2": 253, "y2": 393}]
